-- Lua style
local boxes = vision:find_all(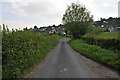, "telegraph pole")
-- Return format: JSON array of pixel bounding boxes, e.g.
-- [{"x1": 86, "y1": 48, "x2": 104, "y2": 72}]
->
[{"x1": 118, "y1": 1, "x2": 120, "y2": 17}]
